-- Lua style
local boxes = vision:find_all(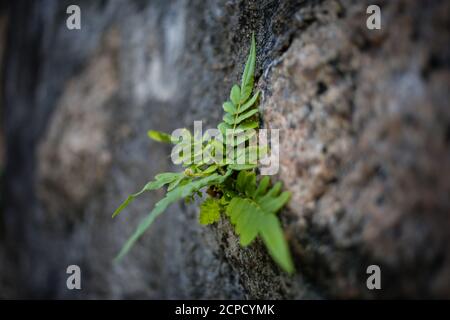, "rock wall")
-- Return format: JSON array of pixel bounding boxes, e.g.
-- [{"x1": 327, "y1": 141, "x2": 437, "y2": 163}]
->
[{"x1": 0, "y1": 0, "x2": 449, "y2": 299}]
